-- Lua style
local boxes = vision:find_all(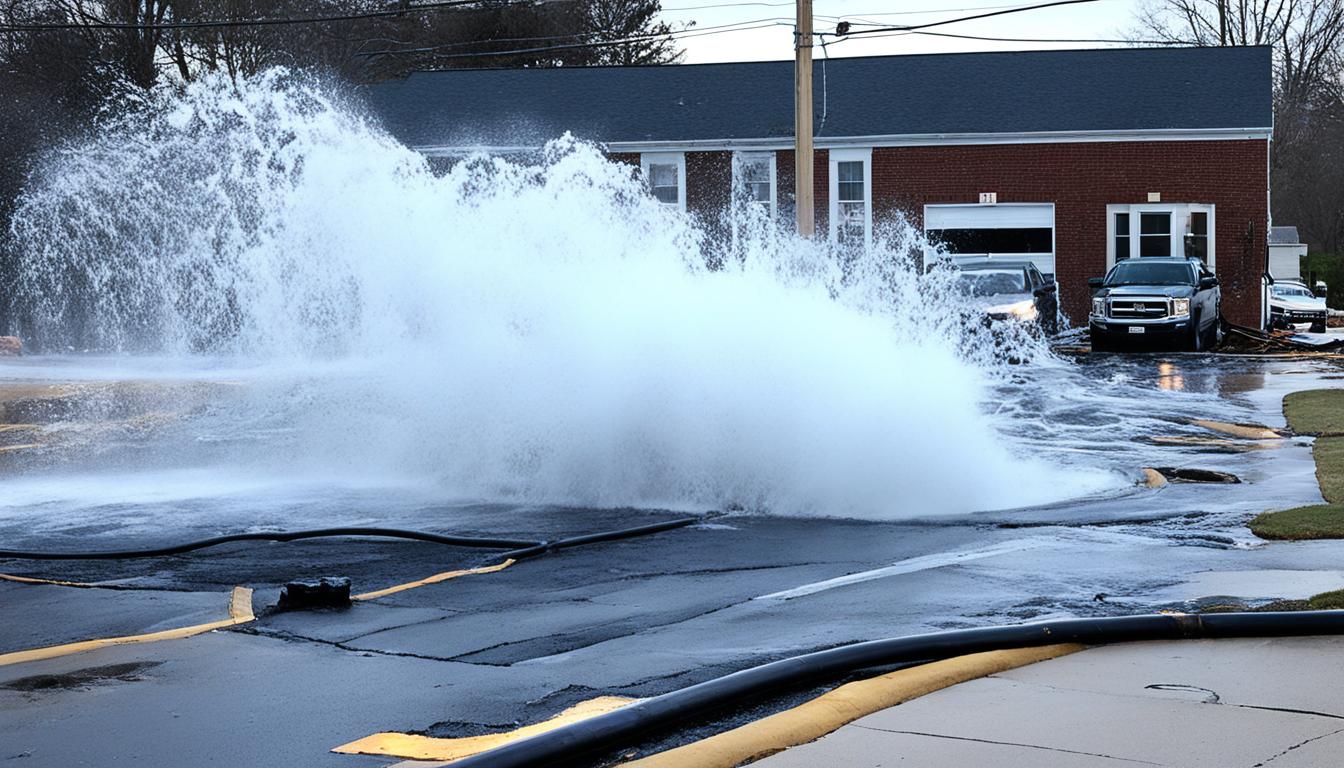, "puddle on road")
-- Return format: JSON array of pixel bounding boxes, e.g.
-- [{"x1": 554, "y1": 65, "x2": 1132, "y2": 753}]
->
[
  {"x1": 1, "y1": 661, "x2": 162, "y2": 692},
  {"x1": 1151, "y1": 570, "x2": 1344, "y2": 603}
]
